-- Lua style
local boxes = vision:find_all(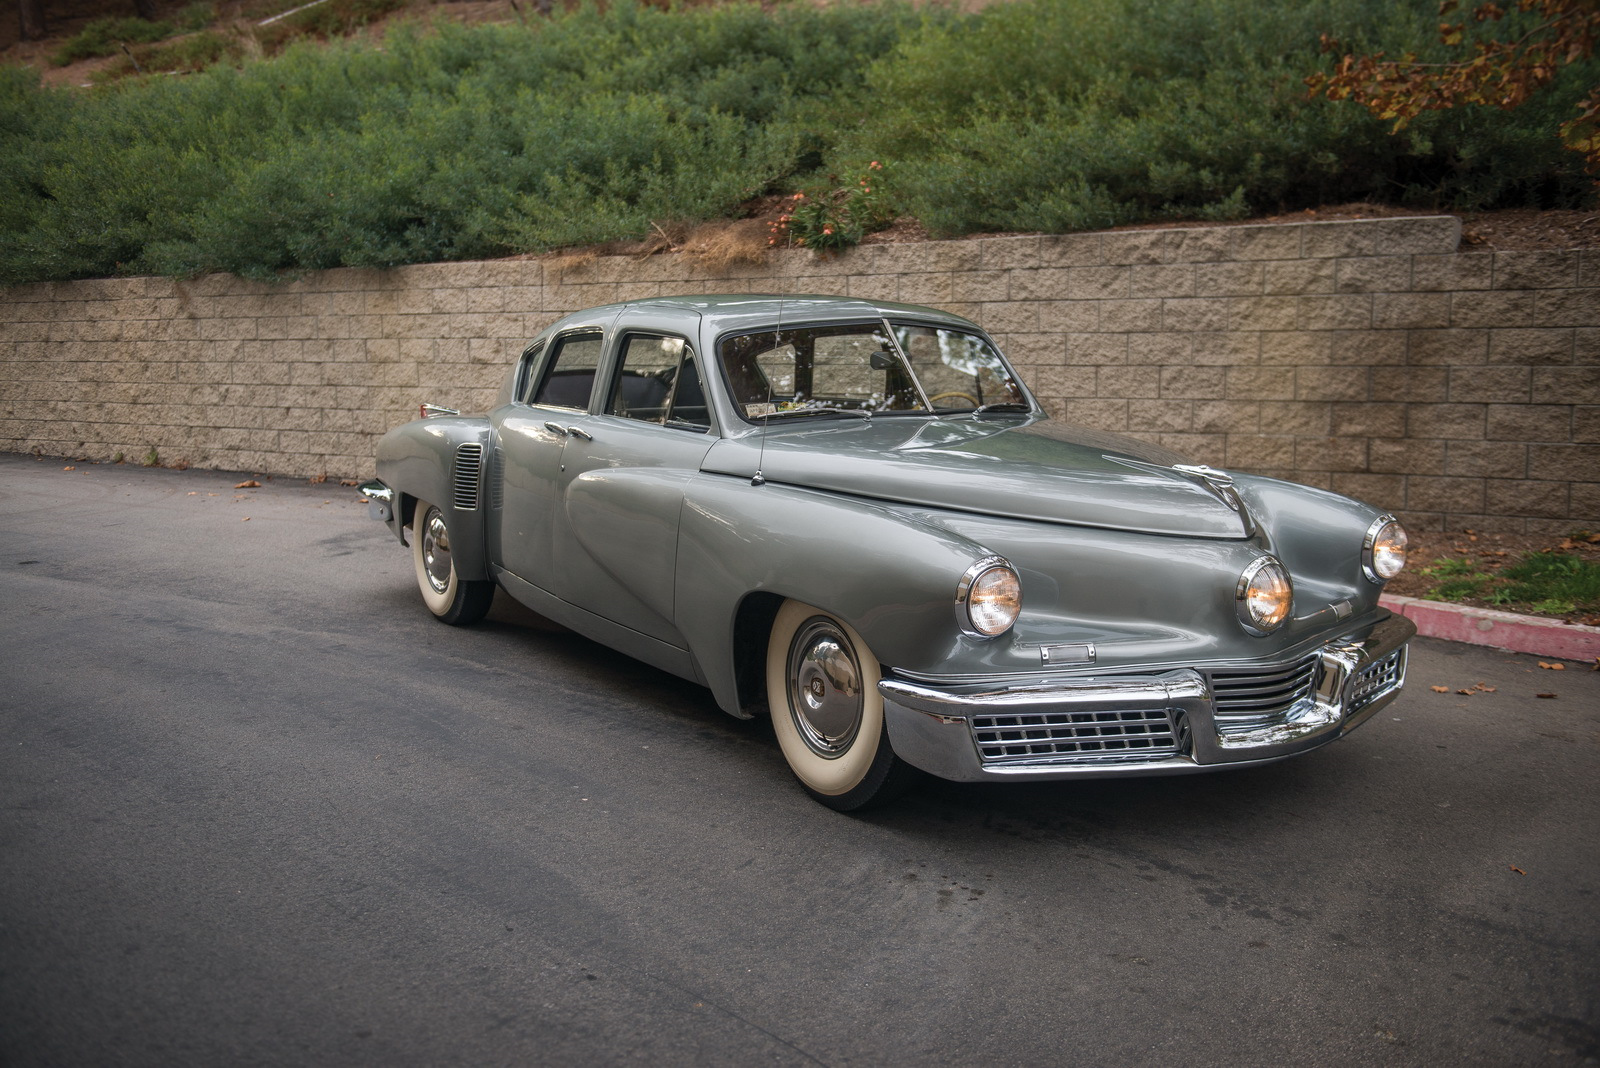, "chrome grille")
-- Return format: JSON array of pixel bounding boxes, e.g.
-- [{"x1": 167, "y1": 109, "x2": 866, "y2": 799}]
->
[
  {"x1": 452, "y1": 443, "x2": 483, "y2": 510},
  {"x1": 1349, "y1": 648, "x2": 1403, "y2": 713},
  {"x1": 1207, "y1": 655, "x2": 1320, "y2": 732},
  {"x1": 972, "y1": 708, "x2": 1180, "y2": 765}
]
